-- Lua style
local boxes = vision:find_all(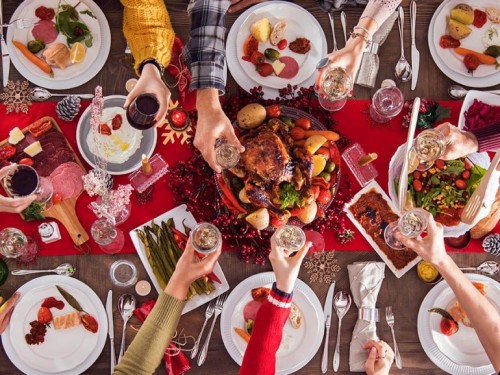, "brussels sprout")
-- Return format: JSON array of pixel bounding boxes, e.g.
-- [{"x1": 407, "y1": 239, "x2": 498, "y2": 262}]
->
[
  {"x1": 484, "y1": 45, "x2": 500, "y2": 58},
  {"x1": 264, "y1": 48, "x2": 280, "y2": 61},
  {"x1": 27, "y1": 39, "x2": 46, "y2": 54}
]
